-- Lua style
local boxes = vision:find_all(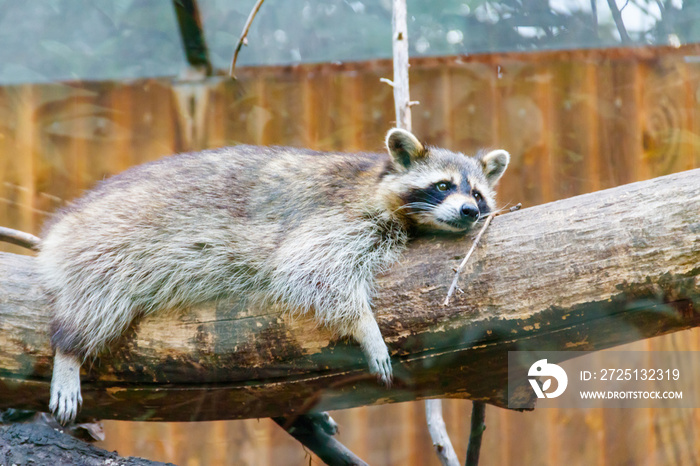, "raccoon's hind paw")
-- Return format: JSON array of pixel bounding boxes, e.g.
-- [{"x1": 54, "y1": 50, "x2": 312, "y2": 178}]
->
[
  {"x1": 50, "y1": 350, "x2": 83, "y2": 425},
  {"x1": 368, "y1": 352, "x2": 393, "y2": 387},
  {"x1": 50, "y1": 383, "x2": 83, "y2": 425}
]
